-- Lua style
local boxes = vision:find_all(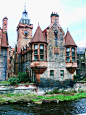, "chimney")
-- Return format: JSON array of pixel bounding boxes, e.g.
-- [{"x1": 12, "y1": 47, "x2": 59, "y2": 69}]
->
[
  {"x1": 51, "y1": 12, "x2": 59, "y2": 24},
  {"x1": 2, "y1": 17, "x2": 8, "y2": 32}
]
